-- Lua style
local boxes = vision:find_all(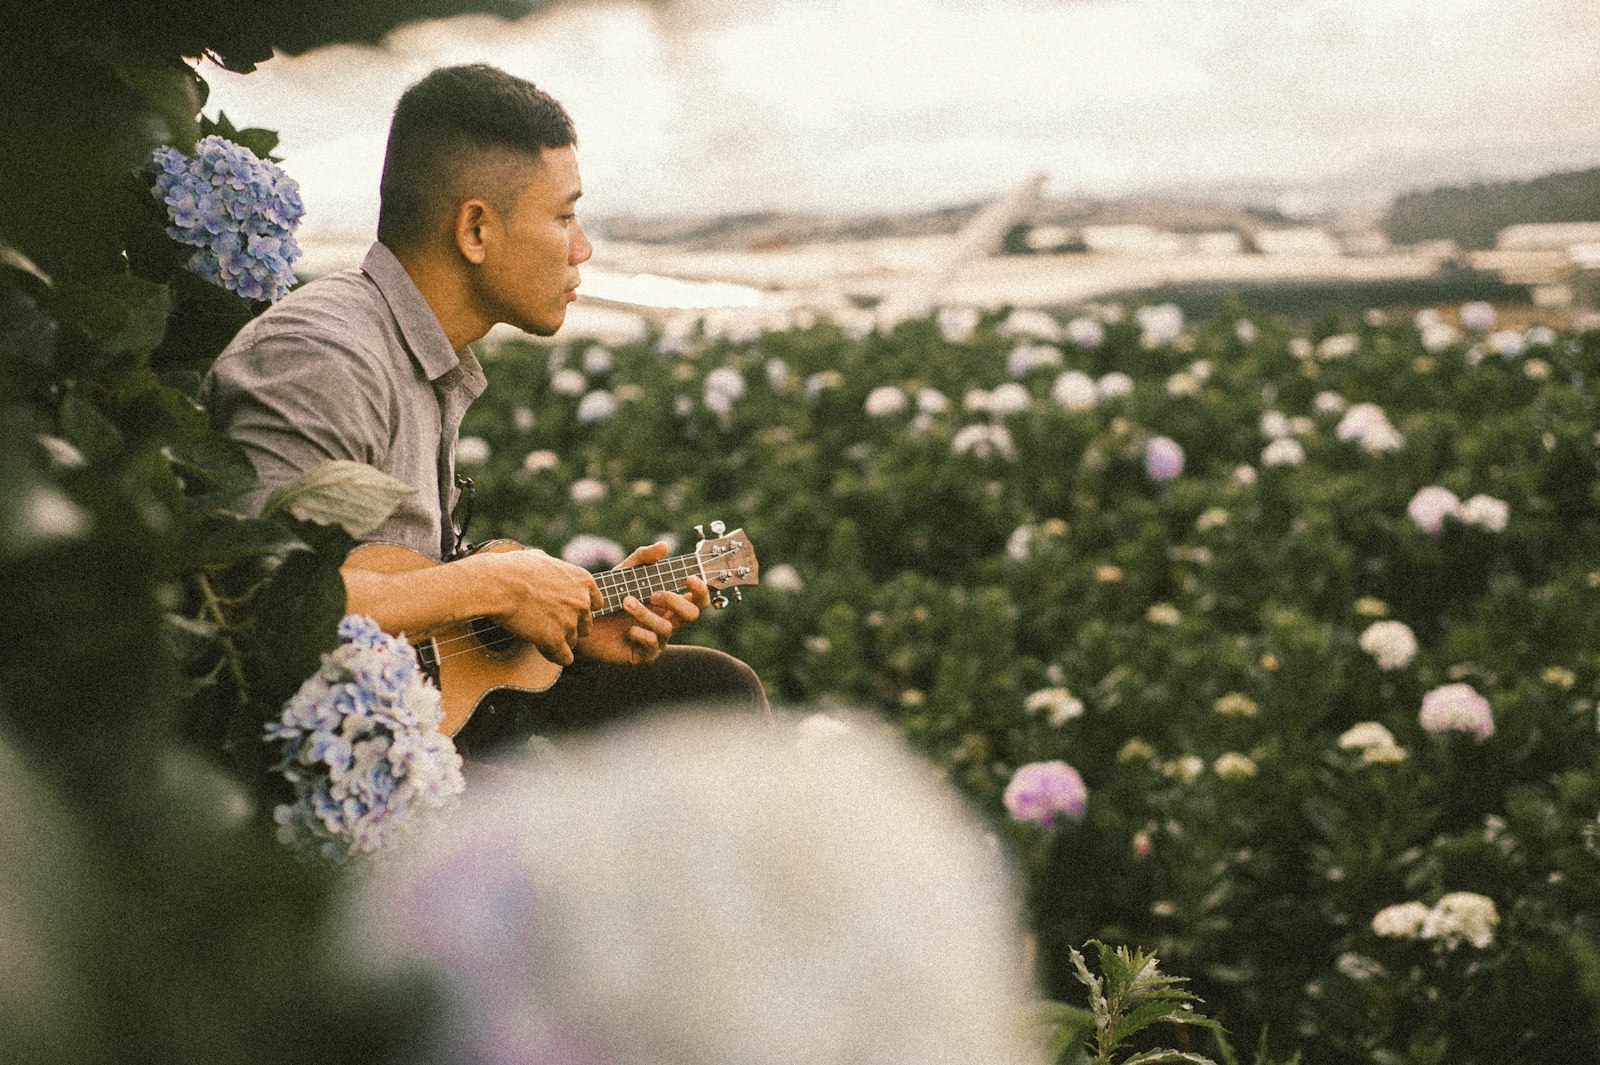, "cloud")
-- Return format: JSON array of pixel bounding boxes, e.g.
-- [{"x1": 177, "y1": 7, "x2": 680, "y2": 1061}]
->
[{"x1": 200, "y1": 0, "x2": 1600, "y2": 239}]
